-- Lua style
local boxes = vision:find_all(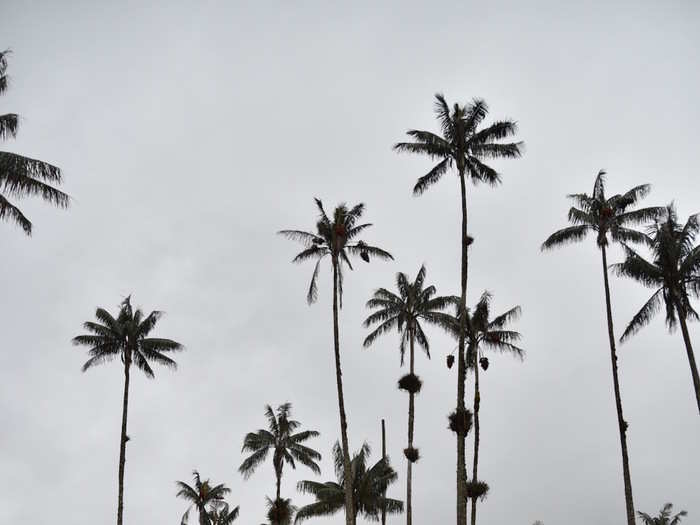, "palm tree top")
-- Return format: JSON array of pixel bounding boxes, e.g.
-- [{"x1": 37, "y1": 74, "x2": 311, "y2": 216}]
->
[
  {"x1": 176, "y1": 471, "x2": 232, "y2": 525},
  {"x1": 638, "y1": 503, "x2": 687, "y2": 525},
  {"x1": 541, "y1": 170, "x2": 663, "y2": 250},
  {"x1": 394, "y1": 93, "x2": 523, "y2": 195}
]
